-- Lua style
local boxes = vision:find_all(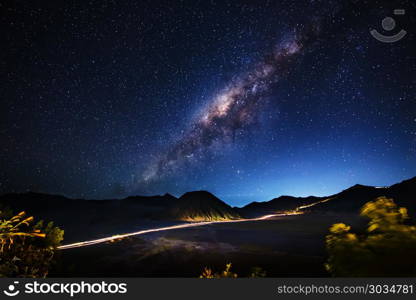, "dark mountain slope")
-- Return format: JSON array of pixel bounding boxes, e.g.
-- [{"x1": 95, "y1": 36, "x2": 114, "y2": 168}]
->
[
  {"x1": 169, "y1": 191, "x2": 240, "y2": 221},
  {"x1": 307, "y1": 177, "x2": 416, "y2": 215},
  {"x1": 0, "y1": 192, "x2": 179, "y2": 241},
  {"x1": 0, "y1": 176, "x2": 414, "y2": 240},
  {"x1": 0, "y1": 192, "x2": 178, "y2": 220},
  {"x1": 237, "y1": 177, "x2": 416, "y2": 217},
  {"x1": 237, "y1": 195, "x2": 322, "y2": 218}
]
